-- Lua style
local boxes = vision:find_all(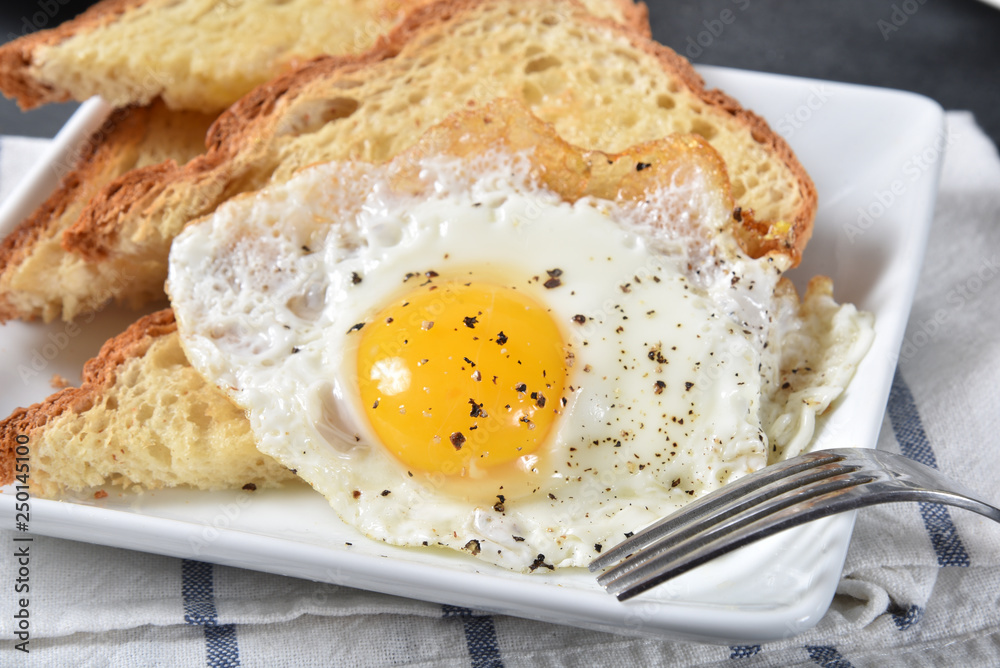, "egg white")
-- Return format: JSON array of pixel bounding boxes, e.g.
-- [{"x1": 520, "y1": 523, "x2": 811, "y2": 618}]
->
[{"x1": 167, "y1": 152, "x2": 873, "y2": 571}]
